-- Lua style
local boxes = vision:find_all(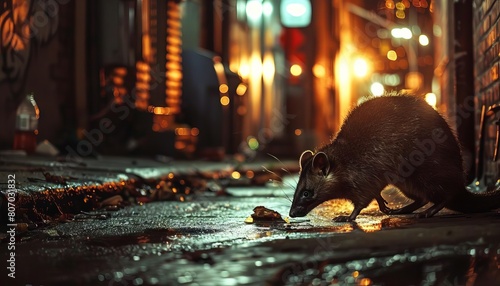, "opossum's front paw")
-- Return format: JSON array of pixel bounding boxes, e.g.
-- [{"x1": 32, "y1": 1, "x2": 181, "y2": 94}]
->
[{"x1": 333, "y1": 215, "x2": 353, "y2": 222}]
